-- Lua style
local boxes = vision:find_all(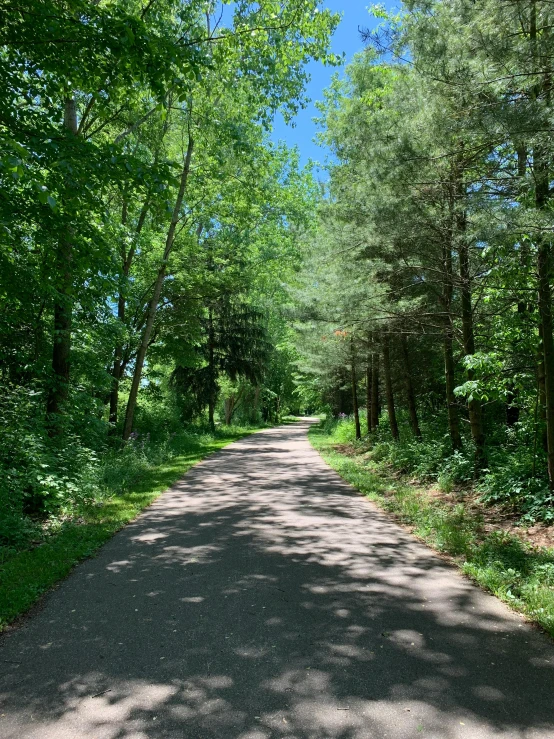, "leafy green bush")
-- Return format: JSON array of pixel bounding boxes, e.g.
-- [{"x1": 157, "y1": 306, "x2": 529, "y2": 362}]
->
[
  {"x1": 0, "y1": 379, "x2": 259, "y2": 557},
  {"x1": 0, "y1": 385, "x2": 98, "y2": 547},
  {"x1": 321, "y1": 411, "x2": 554, "y2": 521},
  {"x1": 476, "y1": 448, "x2": 553, "y2": 522},
  {"x1": 311, "y1": 425, "x2": 554, "y2": 637}
]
